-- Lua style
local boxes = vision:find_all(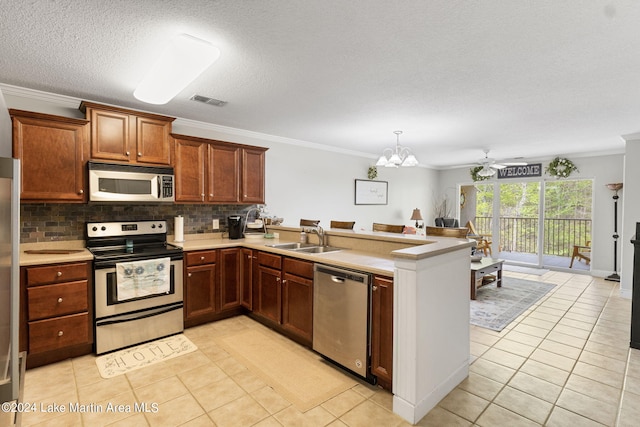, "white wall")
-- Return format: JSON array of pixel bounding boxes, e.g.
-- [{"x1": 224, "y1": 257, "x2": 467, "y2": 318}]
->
[
  {"x1": 438, "y1": 154, "x2": 625, "y2": 278},
  {"x1": 2, "y1": 86, "x2": 437, "y2": 231},
  {"x1": 0, "y1": 92, "x2": 11, "y2": 157},
  {"x1": 621, "y1": 135, "x2": 640, "y2": 298}
]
